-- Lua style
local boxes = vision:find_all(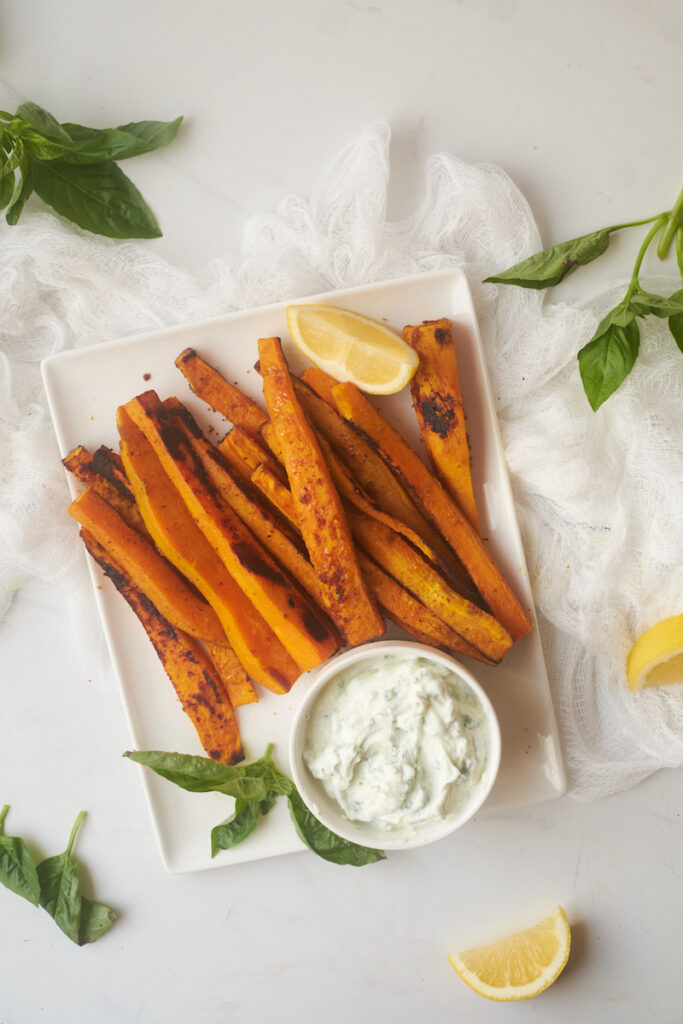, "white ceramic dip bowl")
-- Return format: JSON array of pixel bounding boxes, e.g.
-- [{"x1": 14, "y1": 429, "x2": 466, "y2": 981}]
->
[{"x1": 289, "y1": 640, "x2": 501, "y2": 851}]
